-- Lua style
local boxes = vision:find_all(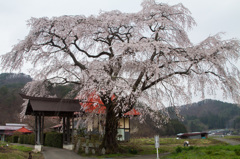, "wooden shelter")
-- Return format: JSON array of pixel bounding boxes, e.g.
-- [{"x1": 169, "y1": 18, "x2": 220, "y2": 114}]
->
[{"x1": 20, "y1": 94, "x2": 82, "y2": 151}]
